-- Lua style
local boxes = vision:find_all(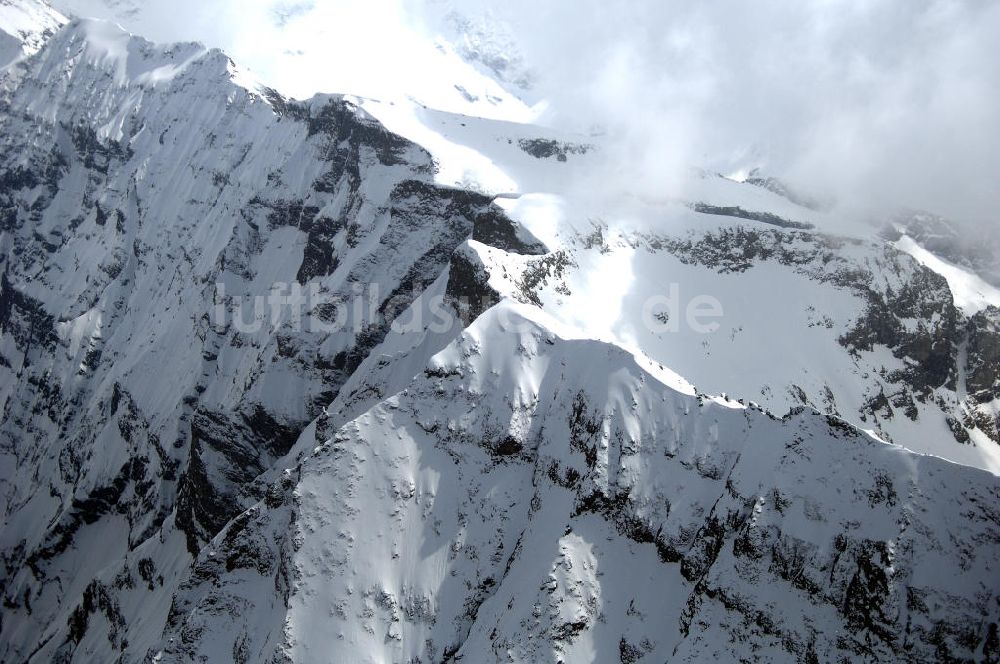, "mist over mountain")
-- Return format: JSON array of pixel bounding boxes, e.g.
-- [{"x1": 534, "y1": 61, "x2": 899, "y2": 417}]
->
[
  {"x1": 1, "y1": 2, "x2": 998, "y2": 663},
  {"x1": 45, "y1": 0, "x2": 1000, "y2": 225}
]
